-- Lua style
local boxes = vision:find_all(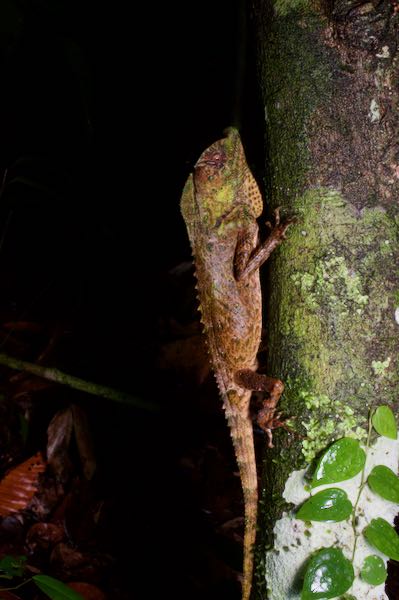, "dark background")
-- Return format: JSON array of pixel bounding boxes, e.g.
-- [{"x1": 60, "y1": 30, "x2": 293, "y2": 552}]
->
[
  {"x1": 0, "y1": 1, "x2": 265, "y2": 599},
  {"x1": 1, "y1": 3, "x2": 399, "y2": 600}
]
